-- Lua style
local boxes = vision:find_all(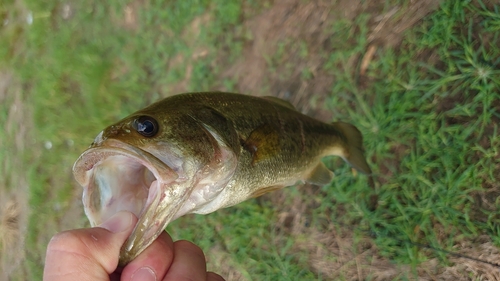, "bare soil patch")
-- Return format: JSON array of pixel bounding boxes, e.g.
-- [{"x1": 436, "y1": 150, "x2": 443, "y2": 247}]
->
[
  {"x1": 0, "y1": 70, "x2": 86, "y2": 279},
  {"x1": 0, "y1": 71, "x2": 30, "y2": 280},
  {"x1": 219, "y1": 0, "x2": 441, "y2": 119}
]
